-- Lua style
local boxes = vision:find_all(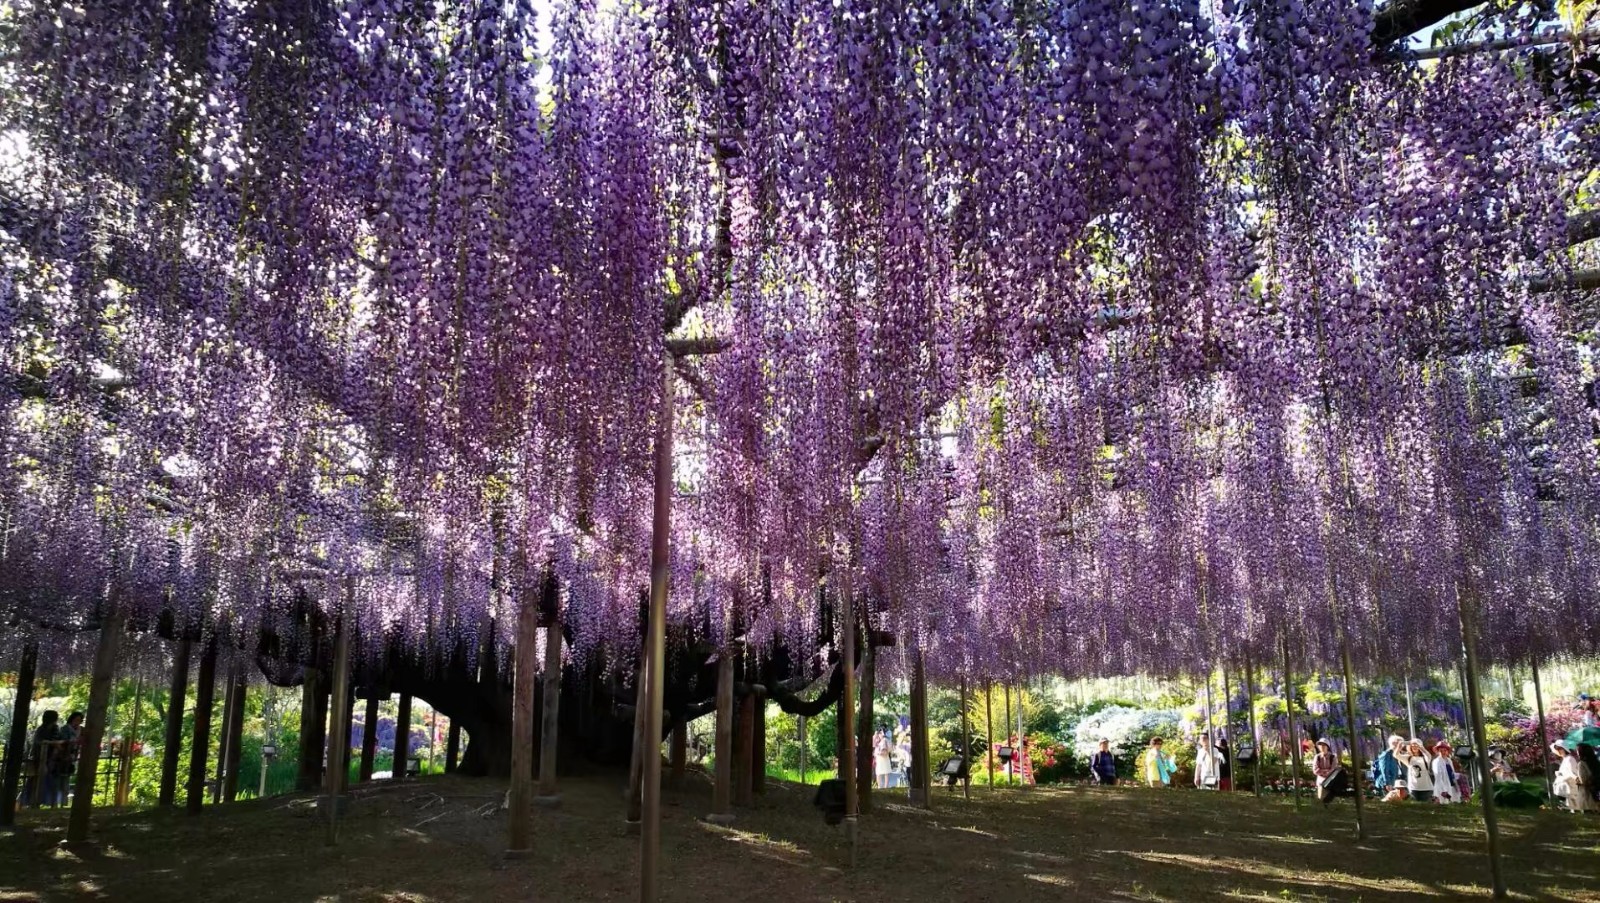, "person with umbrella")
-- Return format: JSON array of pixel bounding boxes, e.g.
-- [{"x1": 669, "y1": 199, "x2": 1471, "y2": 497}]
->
[{"x1": 1552, "y1": 741, "x2": 1595, "y2": 813}]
